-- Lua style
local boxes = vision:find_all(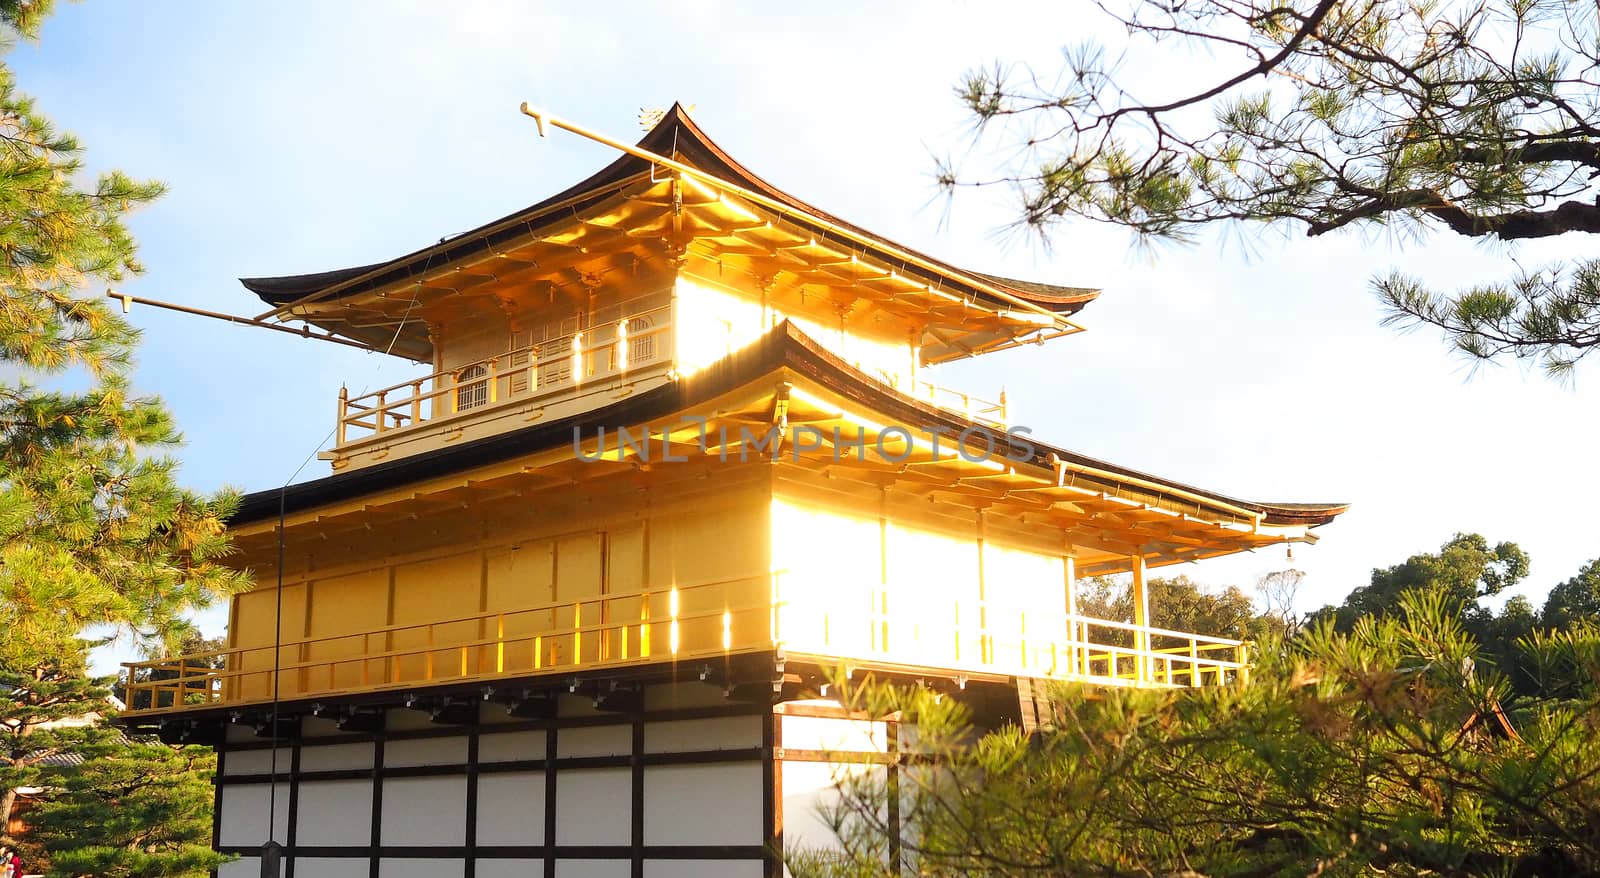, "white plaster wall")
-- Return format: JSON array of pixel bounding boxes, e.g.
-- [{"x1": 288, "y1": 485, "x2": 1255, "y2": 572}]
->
[
  {"x1": 380, "y1": 859, "x2": 465, "y2": 878},
  {"x1": 643, "y1": 715, "x2": 761, "y2": 753},
  {"x1": 385, "y1": 735, "x2": 469, "y2": 768},
  {"x1": 218, "y1": 857, "x2": 263, "y2": 878},
  {"x1": 781, "y1": 713, "x2": 889, "y2": 753},
  {"x1": 217, "y1": 782, "x2": 289, "y2": 846},
  {"x1": 477, "y1": 860, "x2": 543, "y2": 878},
  {"x1": 293, "y1": 858, "x2": 367, "y2": 878},
  {"x1": 296, "y1": 781, "x2": 374, "y2": 847},
  {"x1": 558, "y1": 724, "x2": 631, "y2": 757},
  {"x1": 781, "y1": 762, "x2": 886, "y2": 866},
  {"x1": 477, "y1": 771, "x2": 546, "y2": 845},
  {"x1": 778, "y1": 710, "x2": 892, "y2": 872},
  {"x1": 554, "y1": 860, "x2": 629, "y2": 878},
  {"x1": 299, "y1": 741, "x2": 375, "y2": 772},
  {"x1": 219, "y1": 704, "x2": 775, "y2": 872},
  {"x1": 222, "y1": 747, "x2": 293, "y2": 775},
  {"x1": 642, "y1": 762, "x2": 763, "y2": 846},
  {"x1": 644, "y1": 861, "x2": 763, "y2": 878},
  {"x1": 554, "y1": 767, "x2": 631, "y2": 845},
  {"x1": 381, "y1": 776, "x2": 467, "y2": 846},
  {"x1": 479, "y1": 729, "x2": 545, "y2": 763}
]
